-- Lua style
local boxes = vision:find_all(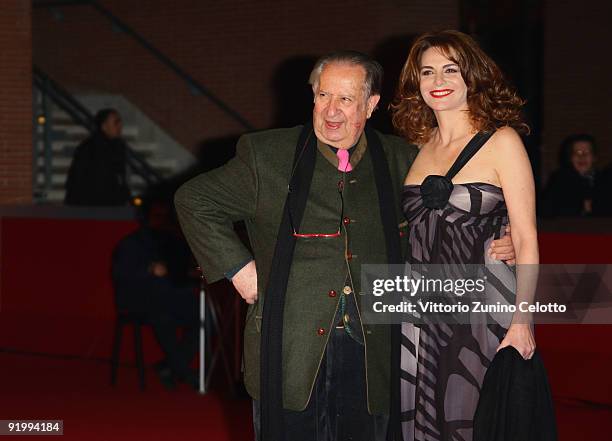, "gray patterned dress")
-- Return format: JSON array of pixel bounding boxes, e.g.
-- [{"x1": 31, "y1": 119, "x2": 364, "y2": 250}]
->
[{"x1": 400, "y1": 182, "x2": 515, "y2": 441}]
